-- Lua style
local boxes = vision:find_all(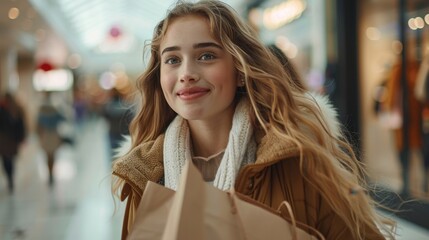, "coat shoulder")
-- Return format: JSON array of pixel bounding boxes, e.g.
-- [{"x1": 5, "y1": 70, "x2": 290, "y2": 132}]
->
[{"x1": 112, "y1": 135, "x2": 165, "y2": 193}]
